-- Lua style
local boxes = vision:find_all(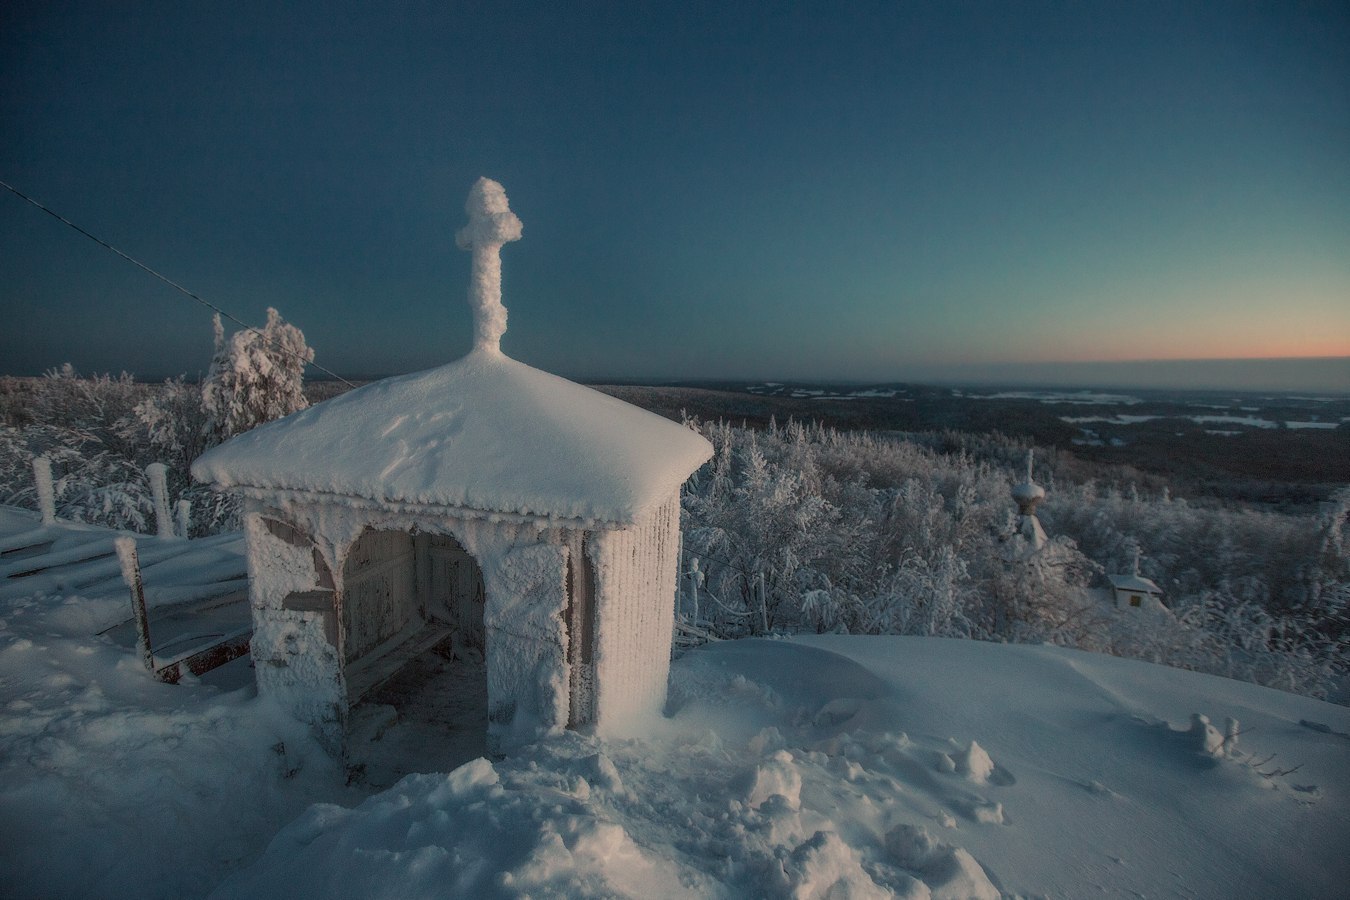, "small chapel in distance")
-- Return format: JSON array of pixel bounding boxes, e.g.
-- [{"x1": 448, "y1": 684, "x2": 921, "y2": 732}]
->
[{"x1": 193, "y1": 178, "x2": 713, "y2": 755}]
